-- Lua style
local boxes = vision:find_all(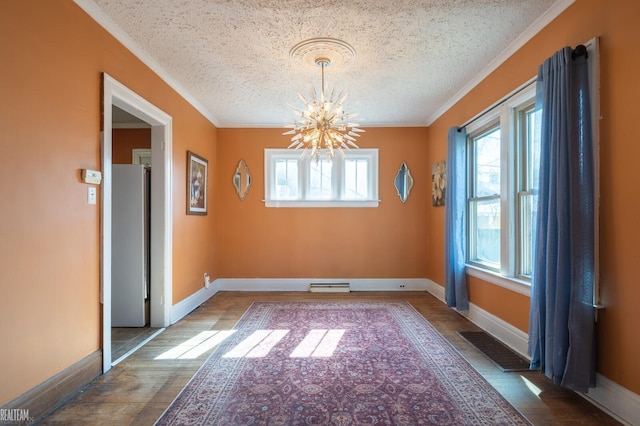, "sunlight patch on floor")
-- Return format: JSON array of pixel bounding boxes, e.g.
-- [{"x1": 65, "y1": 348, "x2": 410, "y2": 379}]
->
[
  {"x1": 219, "y1": 329, "x2": 347, "y2": 359},
  {"x1": 223, "y1": 330, "x2": 289, "y2": 358},
  {"x1": 155, "y1": 330, "x2": 236, "y2": 360},
  {"x1": 290, "y1": 329, "x2": 345, "y2": 358},
  {"x1": 520, "y1": 375, "x2": 542, "y2": 397}
]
